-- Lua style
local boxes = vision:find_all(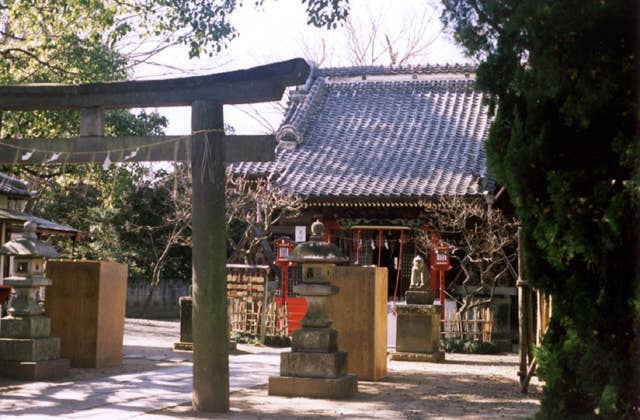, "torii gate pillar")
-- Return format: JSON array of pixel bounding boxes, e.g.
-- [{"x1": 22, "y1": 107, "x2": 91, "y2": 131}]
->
[
  {"x1": 191, "y1": 101, "x2": 229, "y2": 411},
  {"x1": 0, "y1": 58, "x2": 310, "y2": 413}
]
